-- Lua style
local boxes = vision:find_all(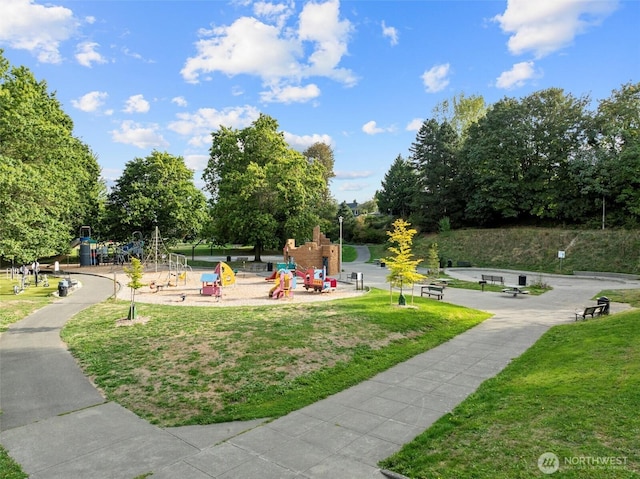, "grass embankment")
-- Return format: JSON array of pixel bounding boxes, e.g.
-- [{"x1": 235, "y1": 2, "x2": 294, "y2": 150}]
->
[
  {"x1": 426, "y1": 228, "x2": 640, "y2": 275},
  {"x1": 61, "y1": 289, "x2": 489, "y2": 426},
  {"x1": 380, "y1": 310, "x2": 640, "y2": 478},
  {"x1": 369, "y1": 227, "x2": 640, "y2": 276}
]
